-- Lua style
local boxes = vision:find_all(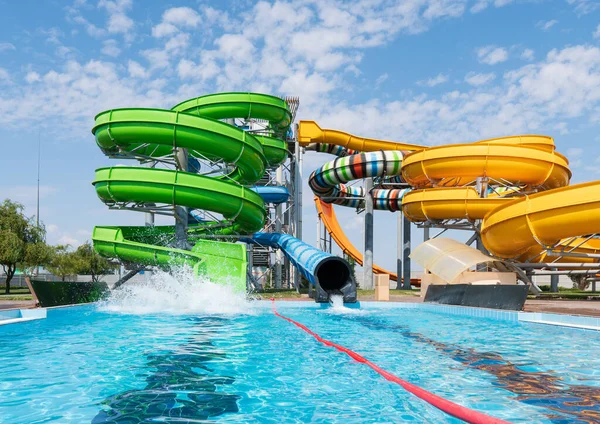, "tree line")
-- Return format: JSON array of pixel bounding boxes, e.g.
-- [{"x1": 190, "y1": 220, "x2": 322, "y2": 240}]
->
[{"x1": 0, "y1": 199, "x2": 116, "y2": 294}]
